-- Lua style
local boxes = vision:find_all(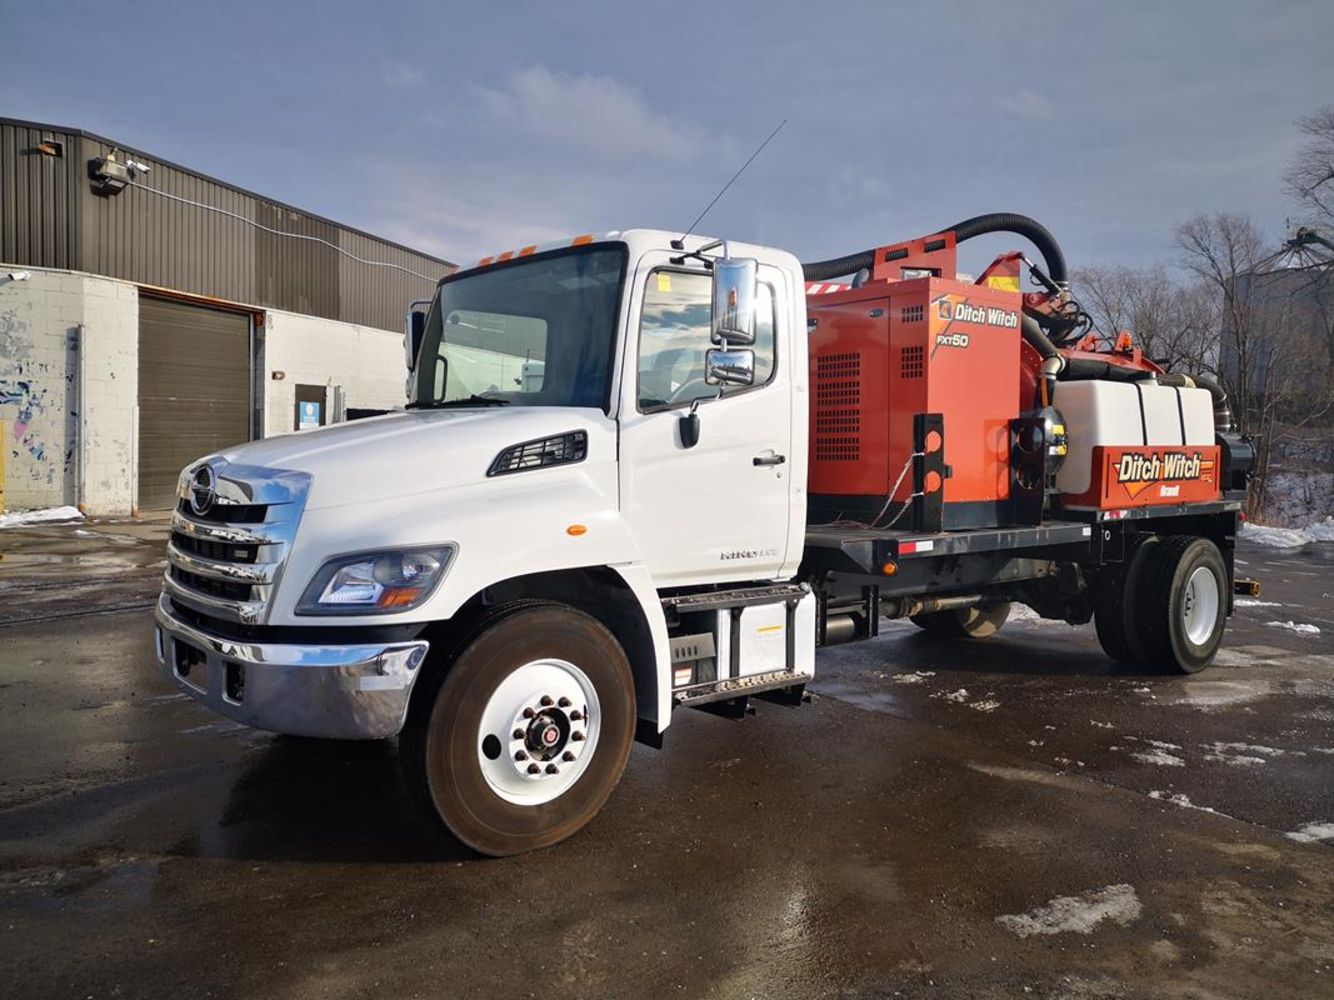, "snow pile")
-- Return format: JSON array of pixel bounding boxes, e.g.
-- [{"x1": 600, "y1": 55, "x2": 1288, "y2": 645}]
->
[
  {"x1": 996, "y1": 884, "x2": 1142, "y2": 937},
  {"x1": 1265, "y1": 620, "x2": 1321, "y2": 635},
  {"x1": 1239, "y1": 517, "x2": 1334, "y2": 548},
  {"x1": 0, "y1": 506, "x2": 83, "y2": 529},
  {"x1": 1286, "y1": 822, "x2": 1334, "y2": 845}
]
